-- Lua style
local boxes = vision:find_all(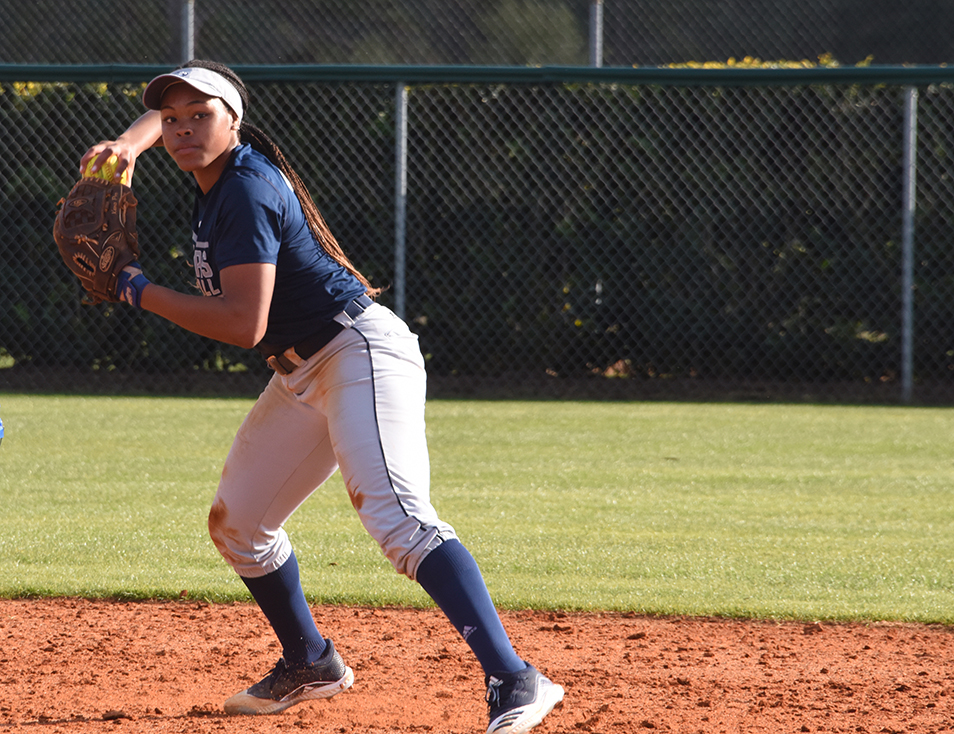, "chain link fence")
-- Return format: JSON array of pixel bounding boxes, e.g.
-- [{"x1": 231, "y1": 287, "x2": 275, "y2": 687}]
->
[
  {"x1": 1, "y1": 0, "x2": 951, "y2": 67},
  {"x1": 2, "y1": 66, "x2": 954, "y2": 402}
]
